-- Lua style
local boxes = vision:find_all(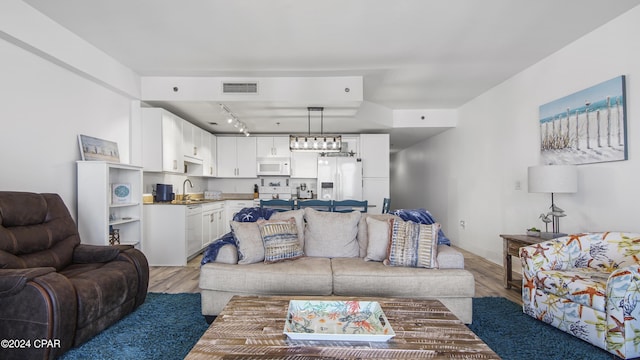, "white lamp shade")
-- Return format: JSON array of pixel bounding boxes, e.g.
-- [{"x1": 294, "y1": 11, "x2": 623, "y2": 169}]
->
[{"x1": 528, "y1": 165, "x2": 578, "y2": 193}]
